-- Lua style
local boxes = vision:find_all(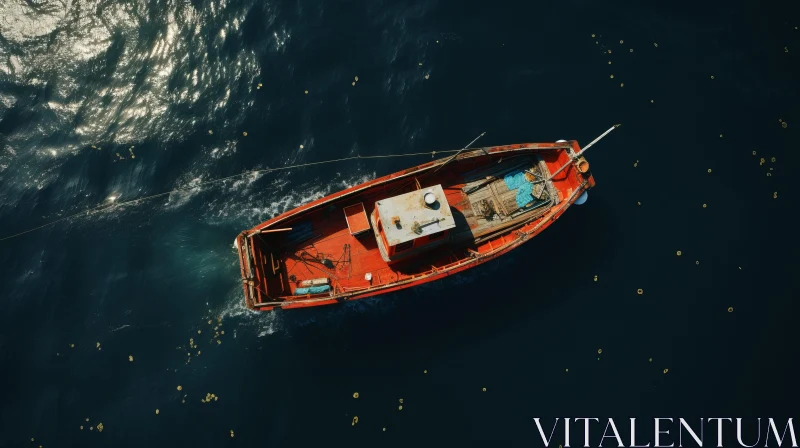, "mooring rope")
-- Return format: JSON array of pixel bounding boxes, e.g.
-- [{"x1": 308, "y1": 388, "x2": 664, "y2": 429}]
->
[{"x1": 0, "y1": 149, "x2": 463, "y2": 242}]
